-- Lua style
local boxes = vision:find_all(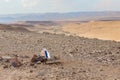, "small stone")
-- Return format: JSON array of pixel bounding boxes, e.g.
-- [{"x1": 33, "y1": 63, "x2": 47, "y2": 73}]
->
[
  {"x1": 3, "y1": 65, "x2": 8, "y2": 69},
  {"x1": 10, "y1": 57, "x2": 21, "y2": 67},
  {"x1": 30, "y1": 70, "x2": 33, "y2": 73},
  {"x1": 31, "y1": 54, "x2": 38, "y2": 63}
]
